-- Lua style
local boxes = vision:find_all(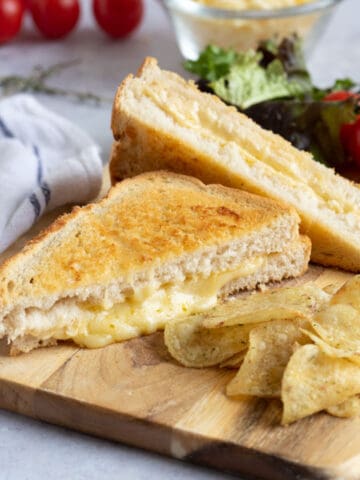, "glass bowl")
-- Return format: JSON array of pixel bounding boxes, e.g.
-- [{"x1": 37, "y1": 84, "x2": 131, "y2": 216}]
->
[{"x1": 162, "y1": 0, "x2": 343, "y2": 59}]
